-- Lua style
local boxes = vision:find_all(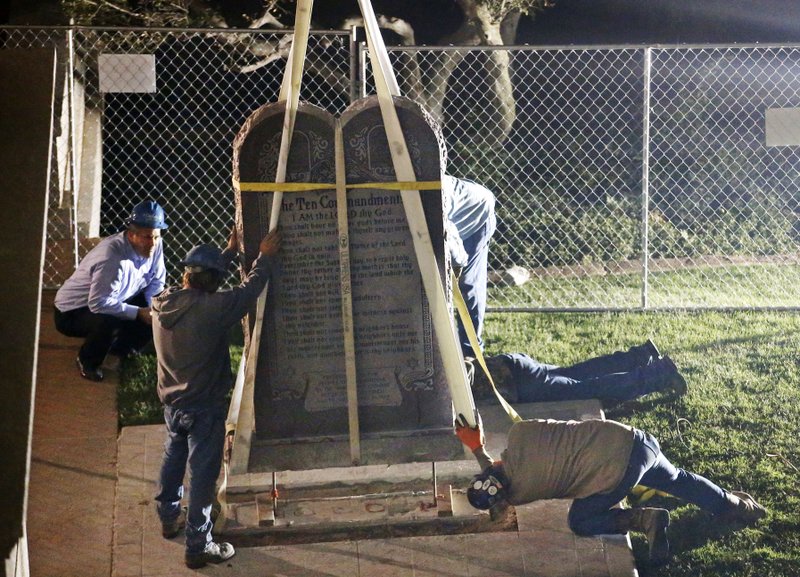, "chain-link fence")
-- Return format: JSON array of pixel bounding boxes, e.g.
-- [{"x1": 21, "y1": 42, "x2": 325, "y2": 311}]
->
[
  {"x1": 387, "y1": 44, "x2": 800, "y2": 310},
  {"x1": 4, "y1": 25, "x2": 800, "y2": 310}
]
